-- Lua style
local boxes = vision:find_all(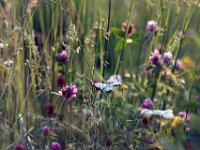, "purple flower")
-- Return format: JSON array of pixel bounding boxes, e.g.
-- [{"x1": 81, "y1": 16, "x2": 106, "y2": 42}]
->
[
  {"x1": 15, "y1": 144, "x2": 26, "y2": 150},
  {"x1": 163, "y1": 52, "x2": 173, "y2": 65},
  {"x1": 178, "y1": 111, "x2": 191, "y2": 121},
  {"x1": 146, "y1": 20, "x2": 157, "y2": 32},
  {"x1": 56, "y1": 73, "x2": 66, "y2": 86},
  {"x1": 121, "y1": 21, "x2": 135, "y2": 36},
  {"x1": 149, "y1": 49, "x2": 162, "y2": 65},
  {"x1": 50, "y1": 141, "x2": 61, "y2": 150},
  {"x1": 141, "y1": 98, "x2": 154, "y2": 109},
  {"x1": 59, "y1": 85, "x2": 78, "y2": 100},
  {"x1": 175, "y1": 59, "x2": 182, "y2": 70},
  {"x1": 58, "y1": 50, "x2": 69, "y2": 61},
  {"x1": 42, "y1": 126, "x2": 51, "y2": 136},
  {"x1": 44, "y1": 103, "x2": 55, "y2": 116}
]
